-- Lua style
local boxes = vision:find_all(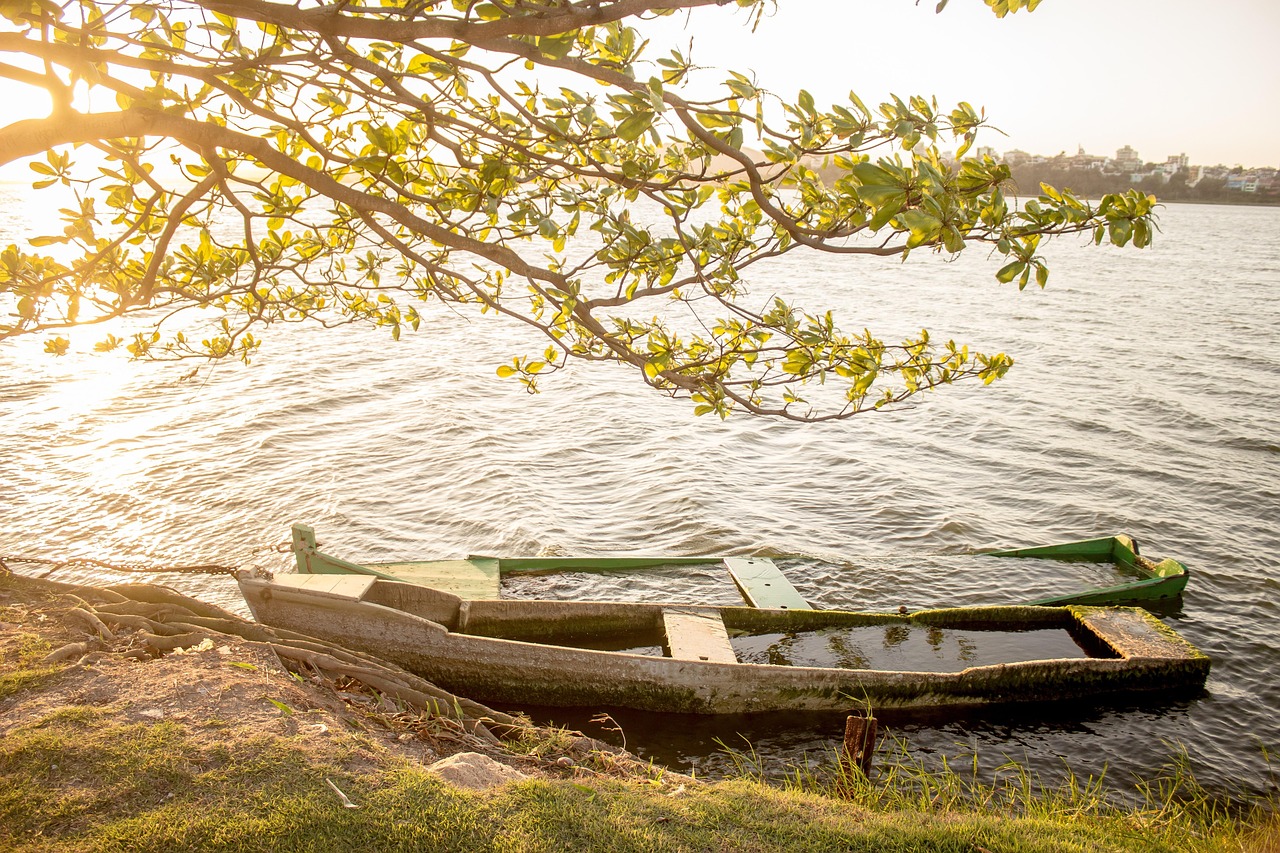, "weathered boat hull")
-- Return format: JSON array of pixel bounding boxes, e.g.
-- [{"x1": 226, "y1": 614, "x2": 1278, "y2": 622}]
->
[{"x1": 237, "y1": 573, "x2": 1209, "y2": 715}]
